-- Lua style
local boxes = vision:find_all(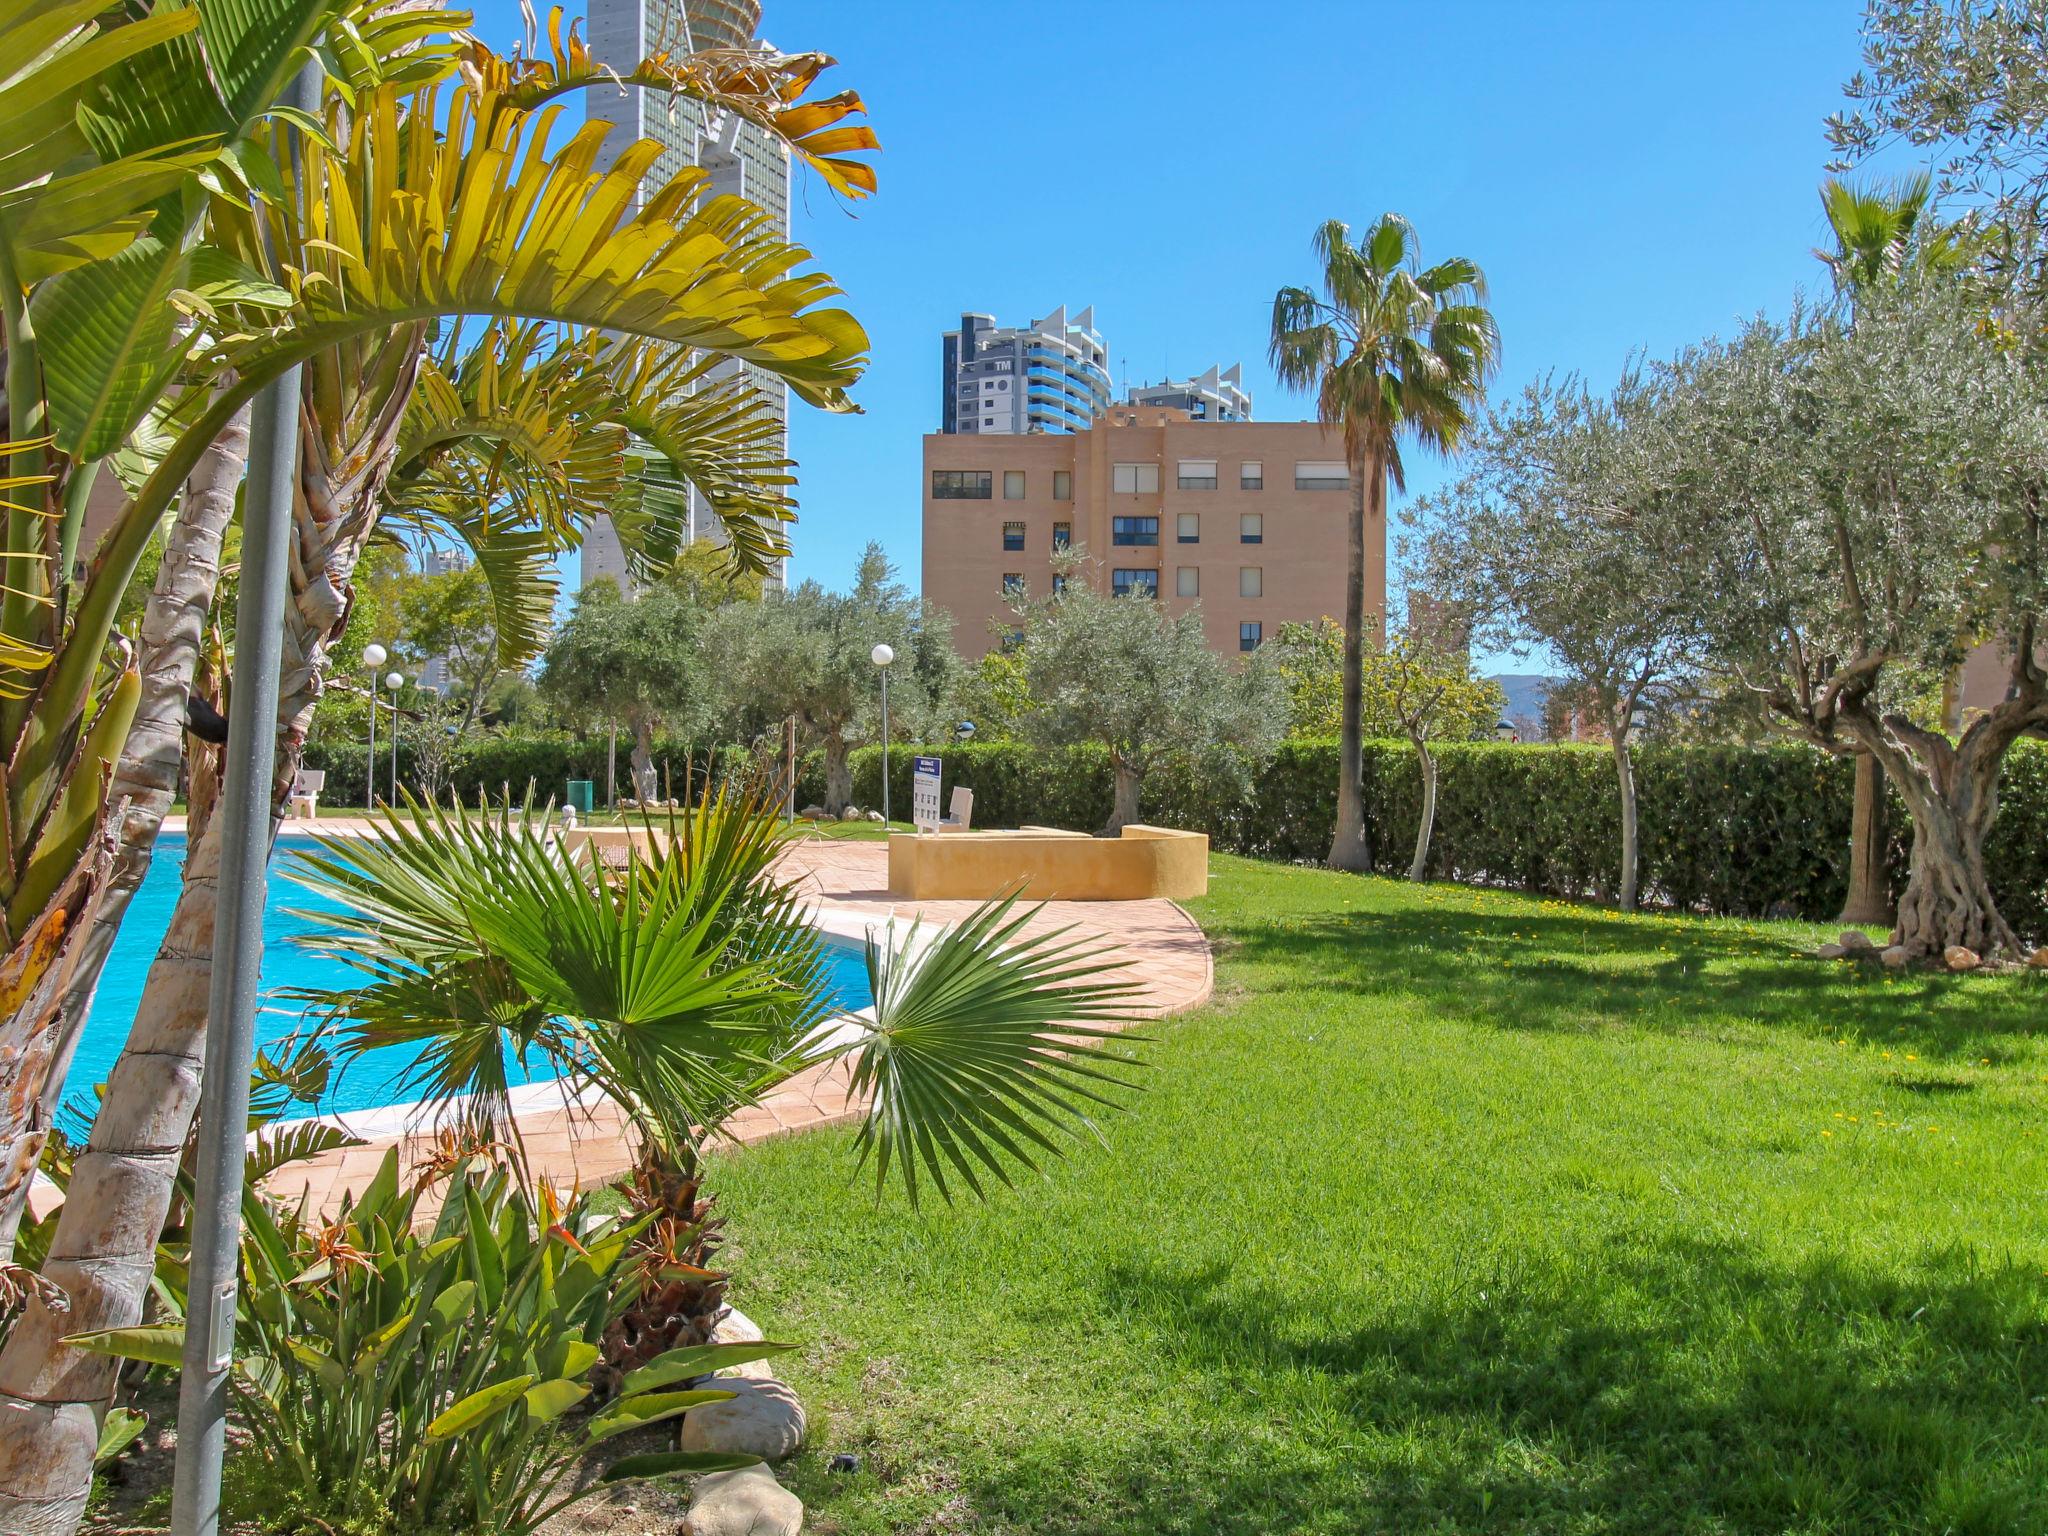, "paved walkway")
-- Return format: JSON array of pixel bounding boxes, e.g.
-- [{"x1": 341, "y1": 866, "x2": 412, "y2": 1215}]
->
[{"x1": 264, "y1": 837, "x2": 1212, "y2": 1212}]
